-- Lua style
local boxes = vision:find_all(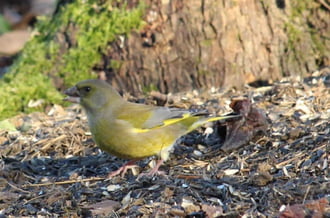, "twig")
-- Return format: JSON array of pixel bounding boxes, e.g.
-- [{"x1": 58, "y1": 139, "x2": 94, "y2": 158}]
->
[
  {"x1": 275, "y1": 151, "x2": 304, "y2": 168},
  {"x1": 275, "y1": 143, "x2": 326, "y2": 168},
  {"x1": 7, "y1": 182, "x2": 31, "y2": 193},
  {"x1": 176, "y1": 174, "x2": 203, "y2": 179},
  {"x1": 23, "y1": 176, "x2": 106, "y2": 187},
  {"x1": 318, "y1": 0, "x2": 330, "y2": 11},
  {"x1": 302, "y1": 185, "x2": 311, "y2": 204},
  {"x1": 23, "y1": 194, "x2": 49, "y2": 205}
]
